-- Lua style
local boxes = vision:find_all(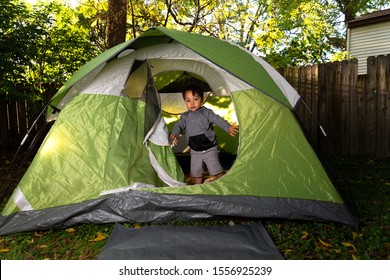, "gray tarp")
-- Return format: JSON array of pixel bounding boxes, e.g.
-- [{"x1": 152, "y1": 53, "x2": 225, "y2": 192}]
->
[
  {"x1": 0, "y1": 190, "x2": 358, "y2": 236},
  {"x1": 98, "y1": 222, "x2": 284, "y2": 260}
]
